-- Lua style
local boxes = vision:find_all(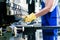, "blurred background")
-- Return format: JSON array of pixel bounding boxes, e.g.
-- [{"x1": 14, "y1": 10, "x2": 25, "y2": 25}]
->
[{"x1": 0, "y1": 0, "x2": 60, "y2": 40}]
